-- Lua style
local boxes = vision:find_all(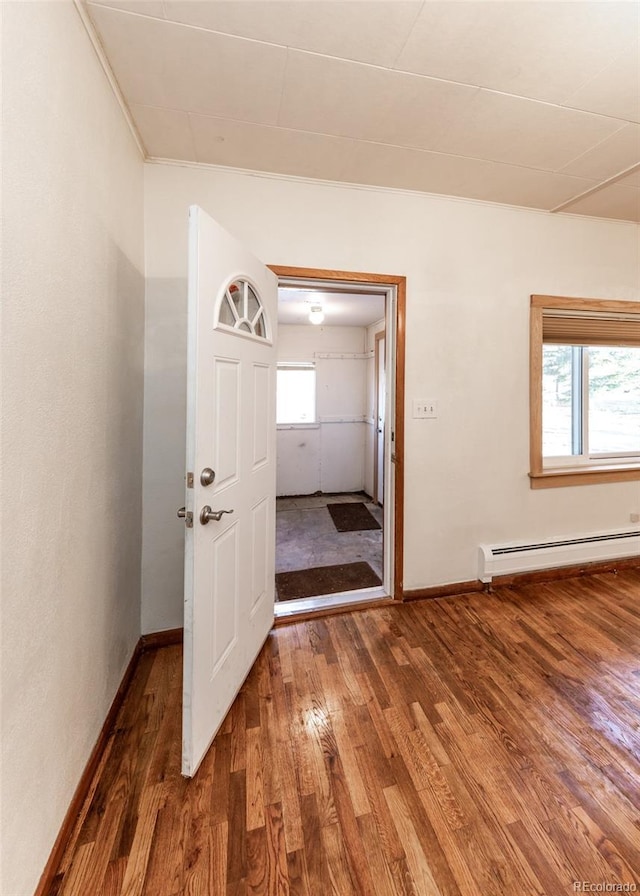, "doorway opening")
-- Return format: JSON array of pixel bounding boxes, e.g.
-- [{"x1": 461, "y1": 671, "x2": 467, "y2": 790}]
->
[{"x1": 269, "y1": 266, "x2": 405, "y2": 618}]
